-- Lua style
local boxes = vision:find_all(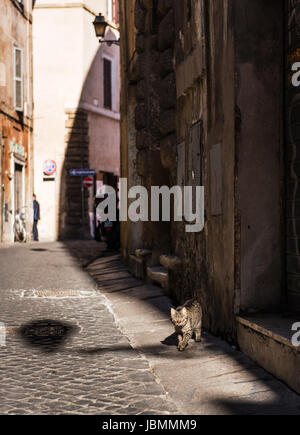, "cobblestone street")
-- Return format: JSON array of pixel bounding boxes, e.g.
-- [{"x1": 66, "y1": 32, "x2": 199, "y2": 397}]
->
[
  {"x1": 0, "y1": 242, "x2": 177, "y2": 415},
  {"x1": 0, "y1": 241, "x2": 300, "y2": 416}
]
